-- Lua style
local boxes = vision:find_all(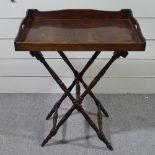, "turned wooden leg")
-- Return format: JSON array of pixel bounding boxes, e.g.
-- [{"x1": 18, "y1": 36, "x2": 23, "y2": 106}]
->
[
  {"x1": 46, "y1": 79, "x2": 76, "y2": 120},
  {"x1": 30, "y1": 51, "x2": 128, "y2": 151},
  {"x1": 80, "y1": 79, "x2": 109, "y2": 117},
  {"x1": 58, "y1": 51, "x2": 109, "y2": 117}
]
